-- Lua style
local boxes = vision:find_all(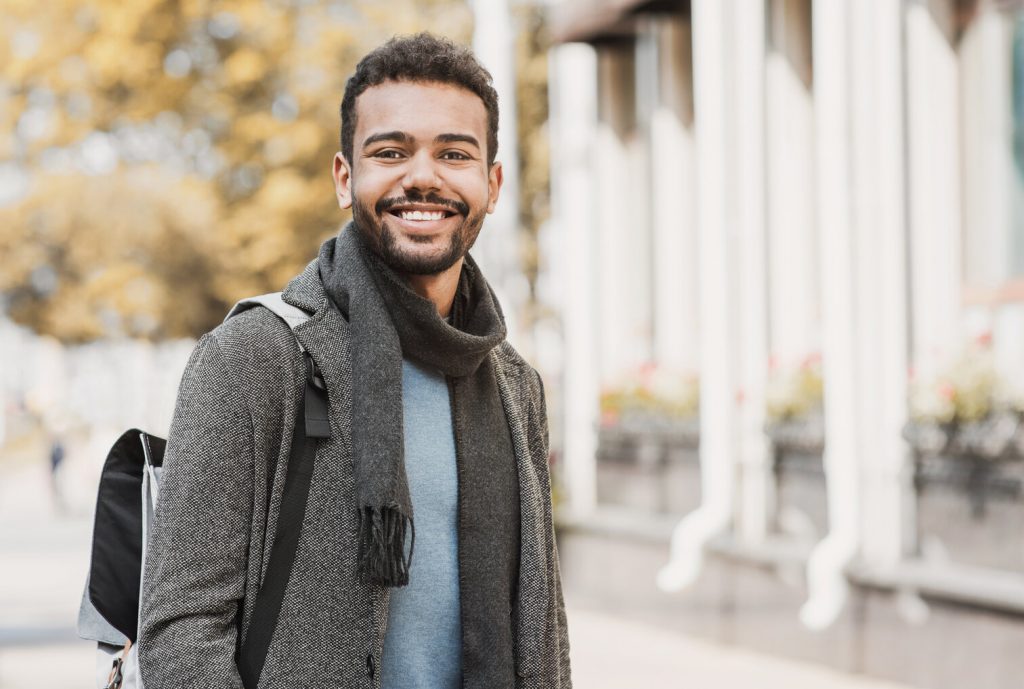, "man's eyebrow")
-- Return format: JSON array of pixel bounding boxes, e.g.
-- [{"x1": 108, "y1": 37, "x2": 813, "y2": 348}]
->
[
  {"x1": 362, "y1": 131, "x2": 412, "y2": 148},
  {"x1": 434, "y1": 133, "x2": 480, "y2": 149}
]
